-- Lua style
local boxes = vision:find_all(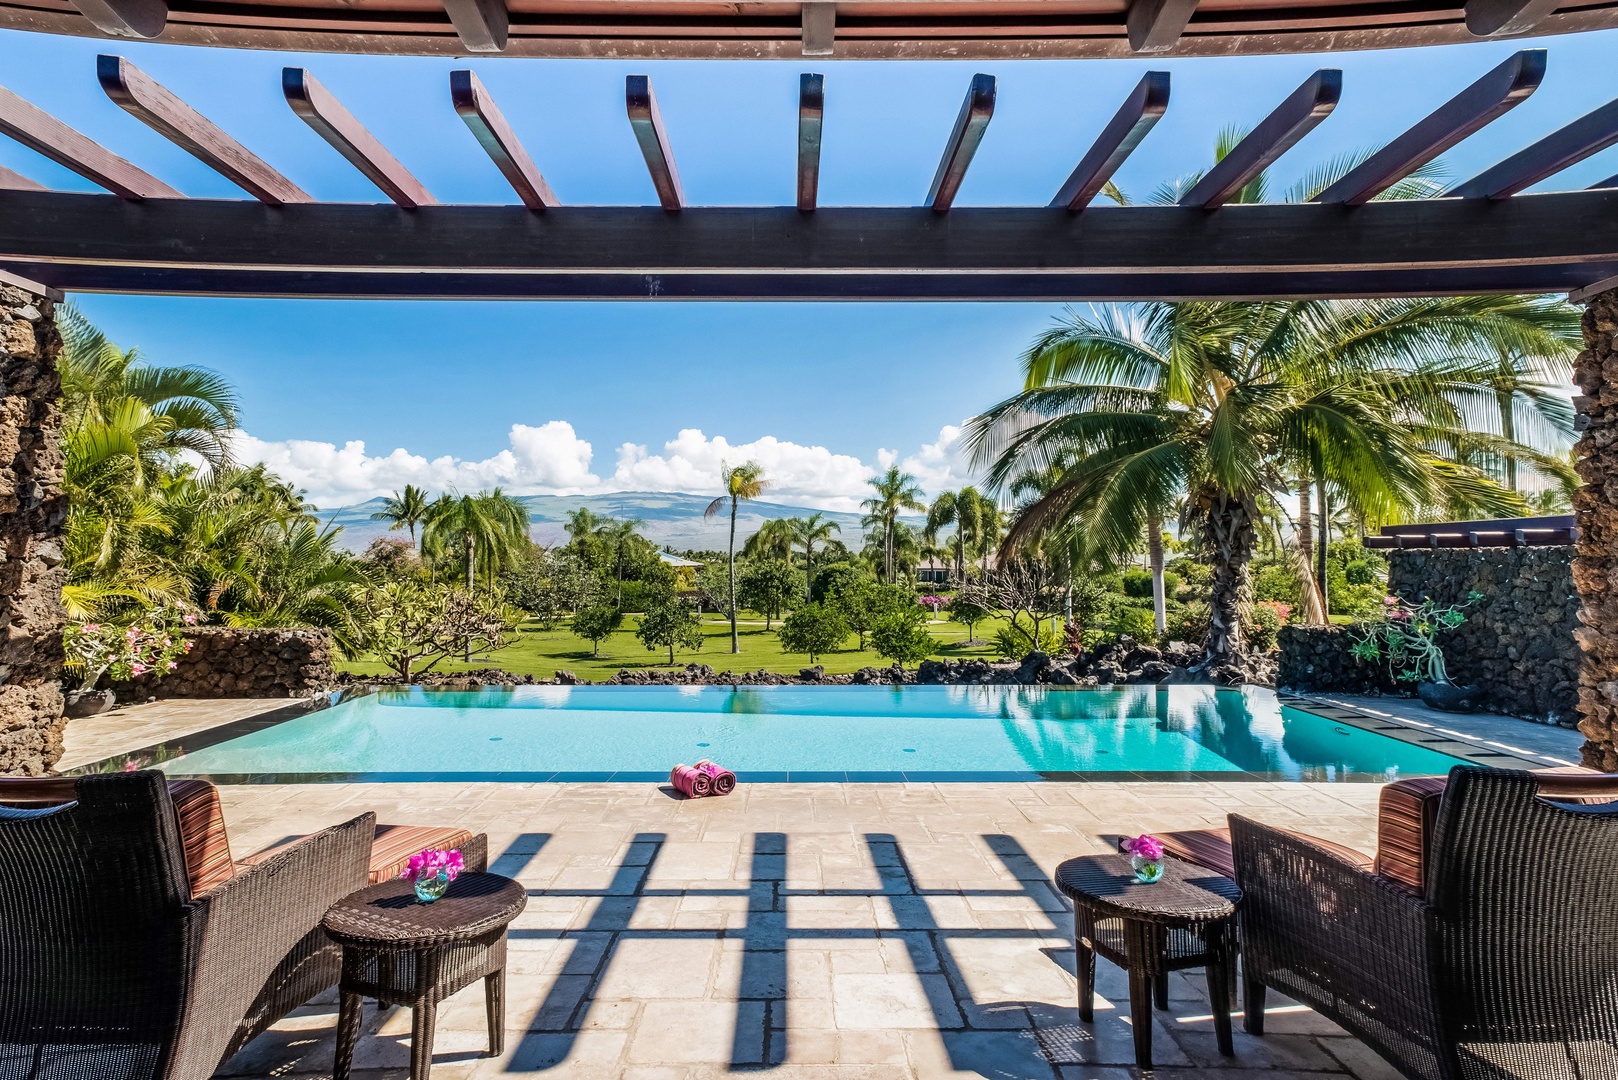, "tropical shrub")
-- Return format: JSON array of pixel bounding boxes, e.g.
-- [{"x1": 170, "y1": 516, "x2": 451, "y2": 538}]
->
[
  {"x1": 635, "y1": 598, "x2": 705, "y2": 664},
  {"x1": 835, "y1": 579, "x2": 911, "y2": 650},
  {"x1": 993, "y1": 623, "x2": 1061, "y2": 659},
  {"x1": 1162, "y1": 602, "x2": 1210, "y2": 647},
  {"x1": 499, "y1": 546, "x2": 594, "y2": 628},
  {"x1": 1243, "y1": 604, "x2": 1284, "y2": 652},
  {"x1": 360, "y1": 536, "x2": 429, "y2": 582},
  {"x1": 946, "y1": 595, "x2": 991, "y2": 642},
  {"x1": 347, "y1": 580, "x2": 520, "y2": 680},
  {"x1": 571, "y1": 604, "x2": 624, "y2": 657},
  {"x1": 778, "y1": 602, "x2": 850, "y2": 663},
  {"x1": 63, "y1": 607, "x2": 196, "y2": 690},
  {"x1": 1348, "y1": 592, "x2": 1482, "y2": 684},
  {"x1": 870, "y1": 607, "x2": 937, "y2": 668},
  {"x1": 1120, "y1": 568, "x2": 1181, "y2": 600},
  {"x1": 738, "y1": 559, "x2": 805, "y2": 630}
]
